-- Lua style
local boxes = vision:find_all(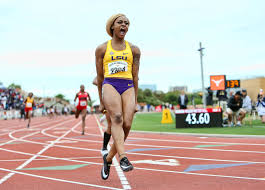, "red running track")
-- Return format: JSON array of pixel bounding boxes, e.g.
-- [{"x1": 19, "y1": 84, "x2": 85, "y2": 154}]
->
[{"x1": 0, "y1": 115, "x2": 265, "y2": 190}]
